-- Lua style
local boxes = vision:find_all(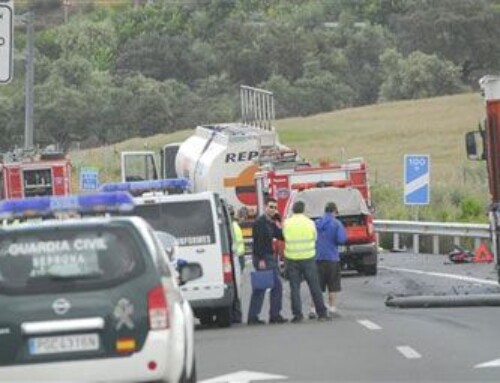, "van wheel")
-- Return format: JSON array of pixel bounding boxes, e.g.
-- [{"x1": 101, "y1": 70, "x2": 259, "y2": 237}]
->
[
  {"x1": 216, "y1": 307, "x2": 232, "y2": 328},
  {"x1": 198, "y1": 311, "x2": 214, "y2": 326}
]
